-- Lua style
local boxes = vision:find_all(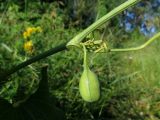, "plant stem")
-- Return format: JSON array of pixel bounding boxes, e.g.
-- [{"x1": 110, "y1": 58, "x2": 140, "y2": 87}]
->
[
  {"x1": 82, "y1": 44, "x2": 88, "y2": 70},
  {"x1": 110, "y1": 32, "x2": 160, "y2": 52},
  {"x1": 6, "y1": 42, "x2": 67, "y2": 76},
  {"x1": 4, "y1": 0, "x2": 141, "y2": 77},
  {"x1": 67, "y1": 0, "x2": 141, "y2": 47}
]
